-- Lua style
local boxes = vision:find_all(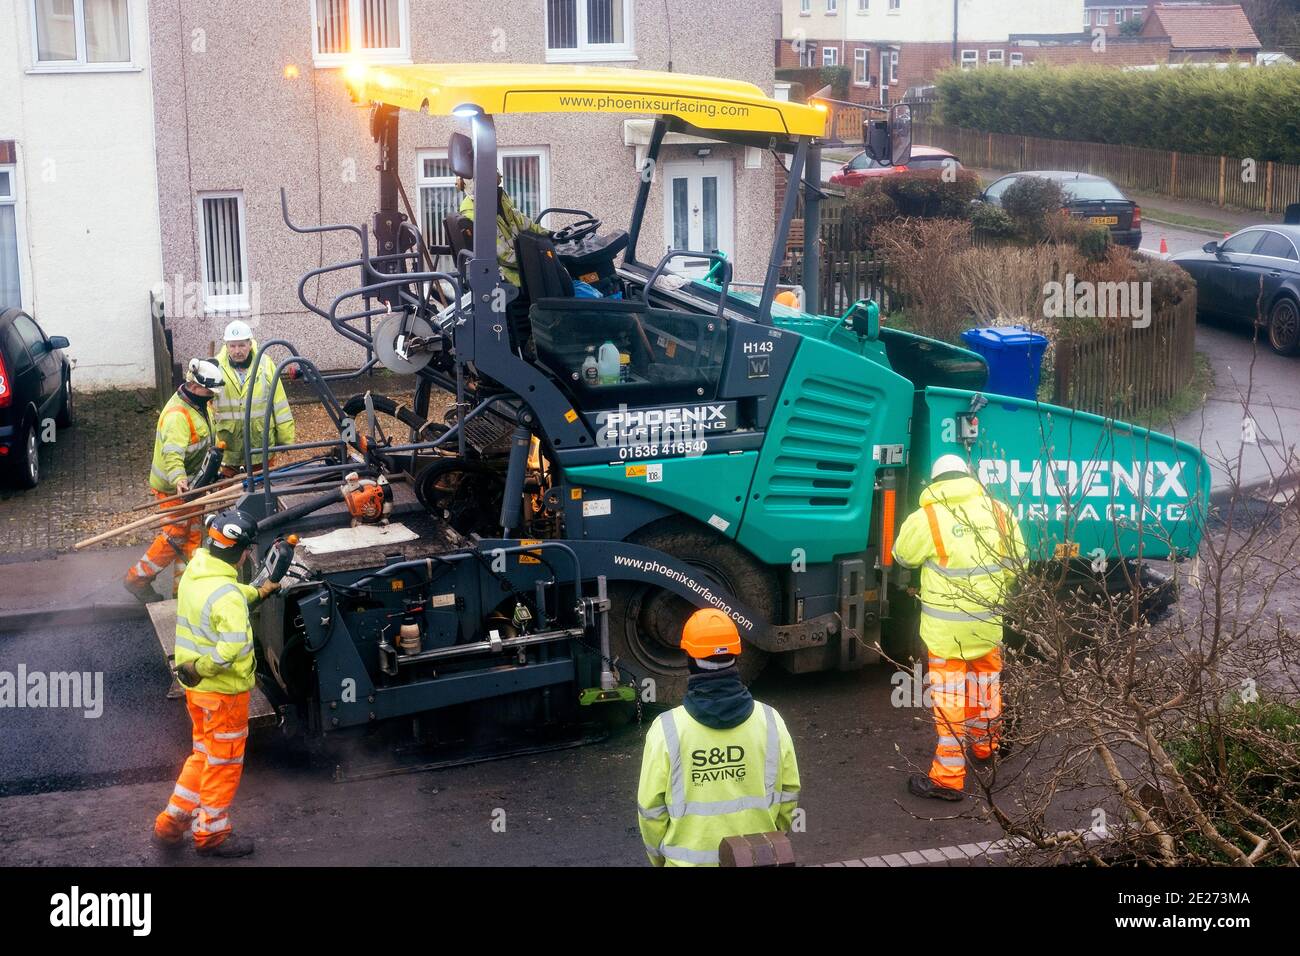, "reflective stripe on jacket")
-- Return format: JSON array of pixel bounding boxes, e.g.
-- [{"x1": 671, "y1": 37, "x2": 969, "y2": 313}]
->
[
  {"x1": 174, "y1": 547, "x2": 260, "y2": 695},
  {"x1": 892, "y1": 475, "x2": 1027, "y2": 661},
  {"x1": 149, "y1": 391, "x2": 213, "y2": 494},
  {"x1": 214, "y1": 342, "x2": 295, "y2": 467},
  {"x1": 636, "y1": 701, "x2": 801, "y2": 867}
]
